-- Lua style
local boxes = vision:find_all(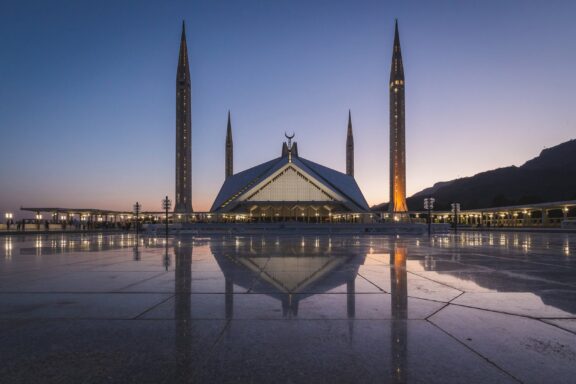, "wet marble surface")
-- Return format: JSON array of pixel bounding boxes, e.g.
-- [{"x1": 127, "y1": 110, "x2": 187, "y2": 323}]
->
[{"x1": 1, "y1": 232, "x2": 575, "y2": 383}]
